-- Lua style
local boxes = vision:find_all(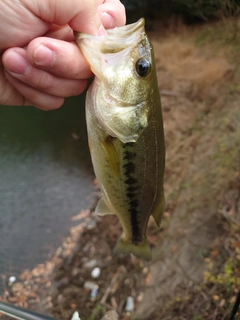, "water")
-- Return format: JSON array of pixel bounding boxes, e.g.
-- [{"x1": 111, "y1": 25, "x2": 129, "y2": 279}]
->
[{"x1": 0, "y1": 95, "x2": 96, "y2": 292}]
